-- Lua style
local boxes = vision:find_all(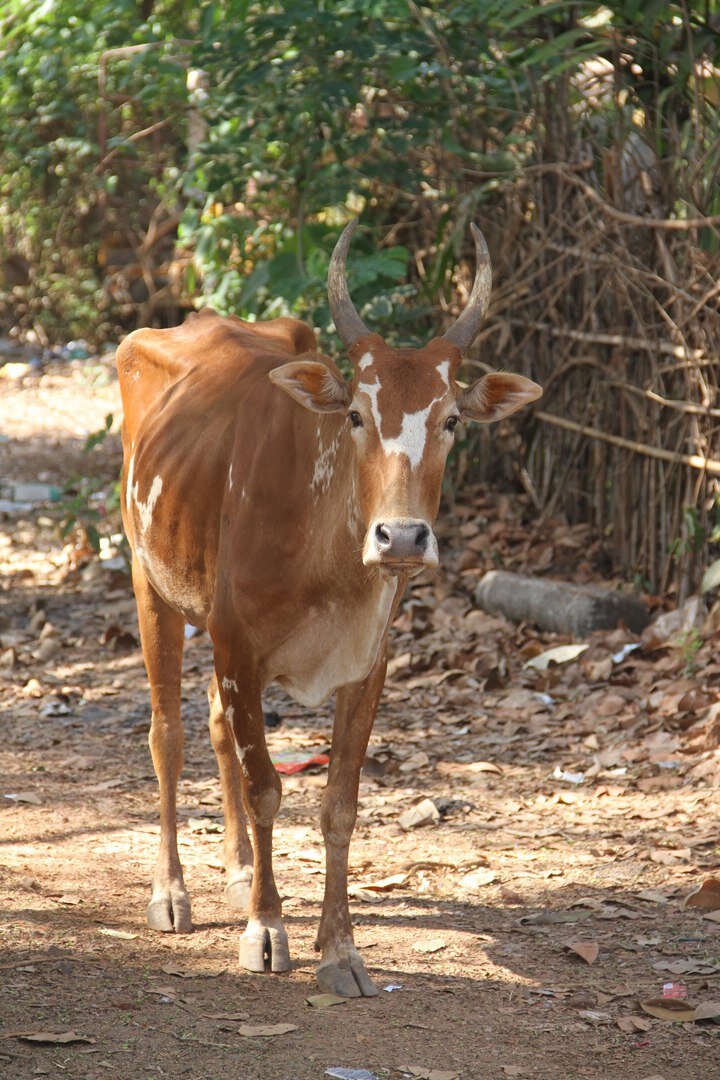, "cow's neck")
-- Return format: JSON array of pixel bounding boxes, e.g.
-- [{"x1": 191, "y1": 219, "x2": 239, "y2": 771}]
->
[{"x1": 308, "y1": 413, "x2": 364, "y2": 557}]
